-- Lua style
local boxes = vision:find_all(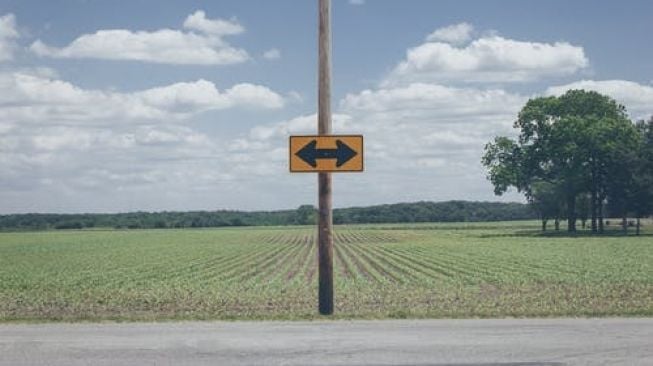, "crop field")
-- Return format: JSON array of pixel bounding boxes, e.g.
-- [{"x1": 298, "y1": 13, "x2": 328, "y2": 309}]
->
[{"x1": 0, "y1": 221, "x2": 651, "y2": 321}]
